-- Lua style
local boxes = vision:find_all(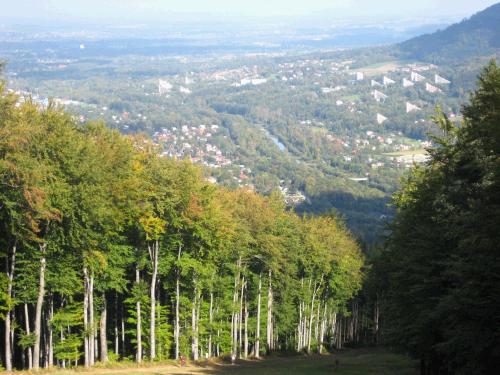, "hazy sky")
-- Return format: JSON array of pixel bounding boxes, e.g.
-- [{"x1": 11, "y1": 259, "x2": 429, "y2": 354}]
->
[{"x1": 2, "y1": 0, "x2": 499, "y2": 22}]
